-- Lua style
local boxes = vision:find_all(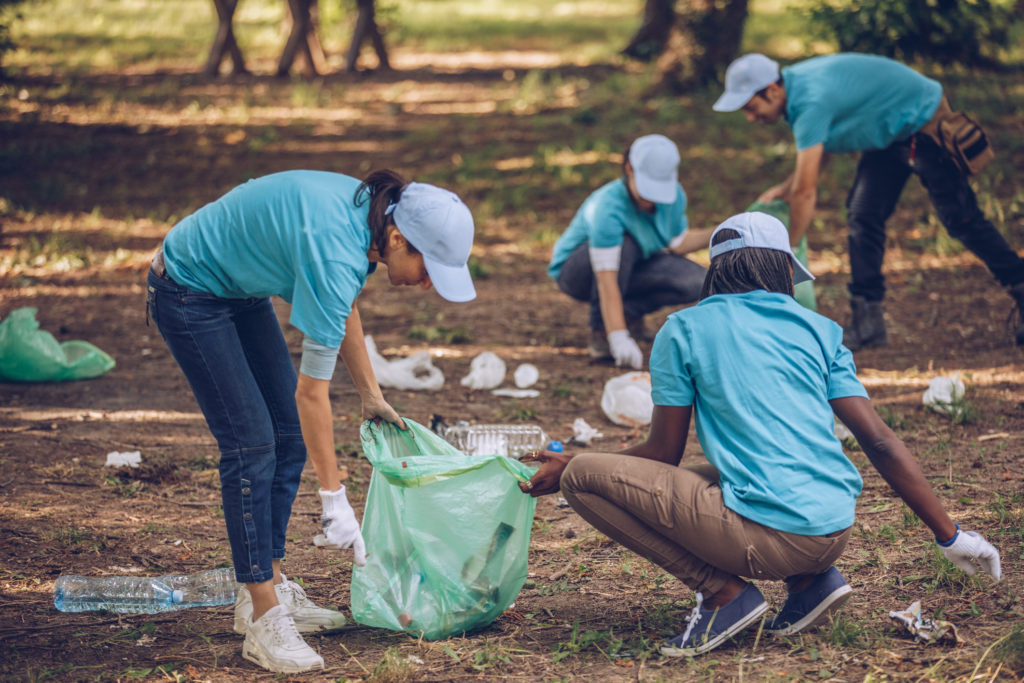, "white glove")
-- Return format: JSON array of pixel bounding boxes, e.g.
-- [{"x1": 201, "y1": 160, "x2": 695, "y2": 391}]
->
[
  {"x1": 939, "y1": 527, "x2": 1001, "y2": 581},
  {"x1": 608, "y1": 329, "x2": 643, "y2": 369},
  {"x1": 314, "y1": 486, "x2": 367, "y2": 566}
]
